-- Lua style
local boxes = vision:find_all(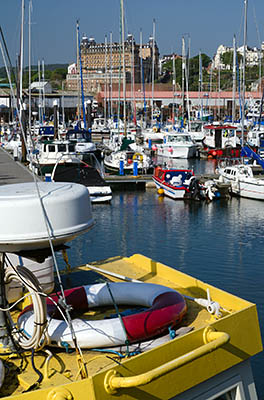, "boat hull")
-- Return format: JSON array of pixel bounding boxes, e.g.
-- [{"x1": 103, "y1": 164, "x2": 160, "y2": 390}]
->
[
  {"x1": 231, "y1": 180, "x2": 264, "y2": 200},
  {"x1": 87, "y1": 186, "x2": 112, "y2": 203},
  {"x1": 0, "y1": 254, "x2": 262, "y2": 399},
  {"x1": 157, "y1": 145, "x2": 197, "y2": 159},
  {"x1": 153, "y1": 177, "x2": 187, "y2": 199}
]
